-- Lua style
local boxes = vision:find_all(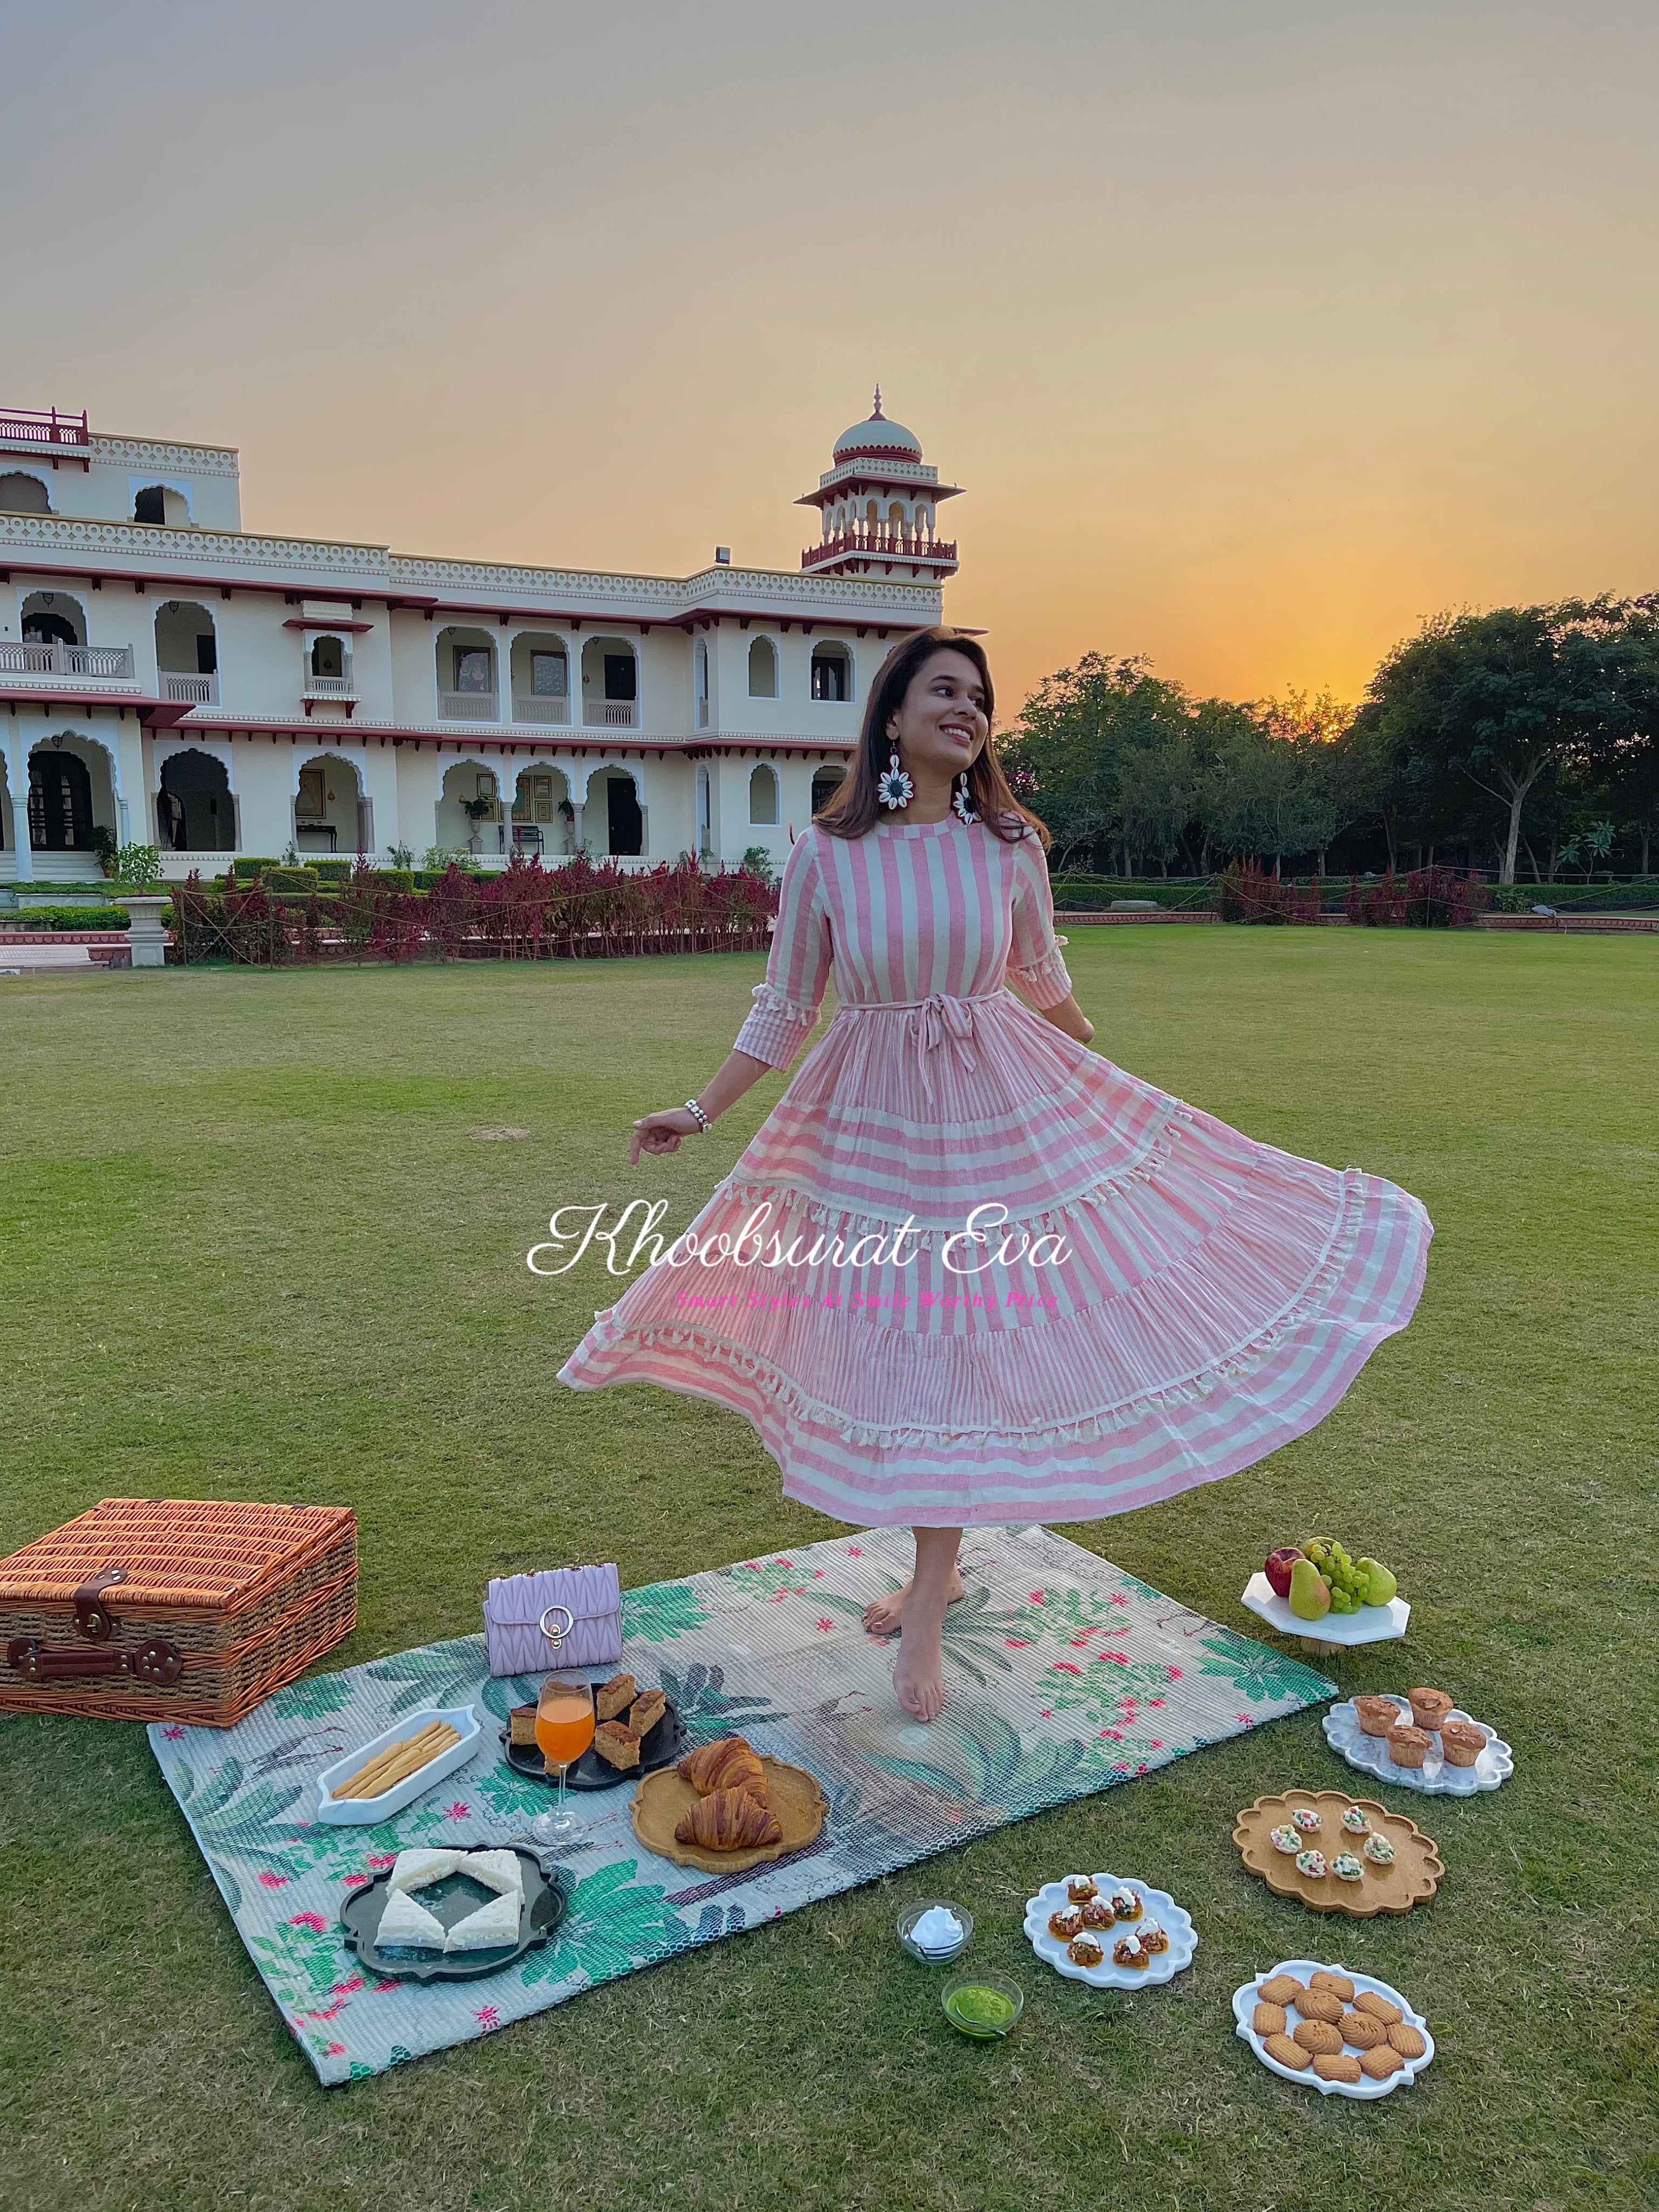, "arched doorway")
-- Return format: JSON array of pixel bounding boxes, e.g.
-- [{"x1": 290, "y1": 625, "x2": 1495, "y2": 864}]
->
[
  {"x1": 29, "y1": 750, "x2": 95, "y2": 850},
  {"x1": 22, "y1": 592, "x2": 85, "y2": 648},
  {"x1": 158, "y1": 749, "x2": 235, "y2": 851},
  {"x1": 591, "y1": 769, "x2": 643, "y2": 856},
  {"x1": 1, "y1": 473, "x2": 51, "y2": 514},
  {"x1": 294, "y1": 753, "x2": 365, "y2": 855}
]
